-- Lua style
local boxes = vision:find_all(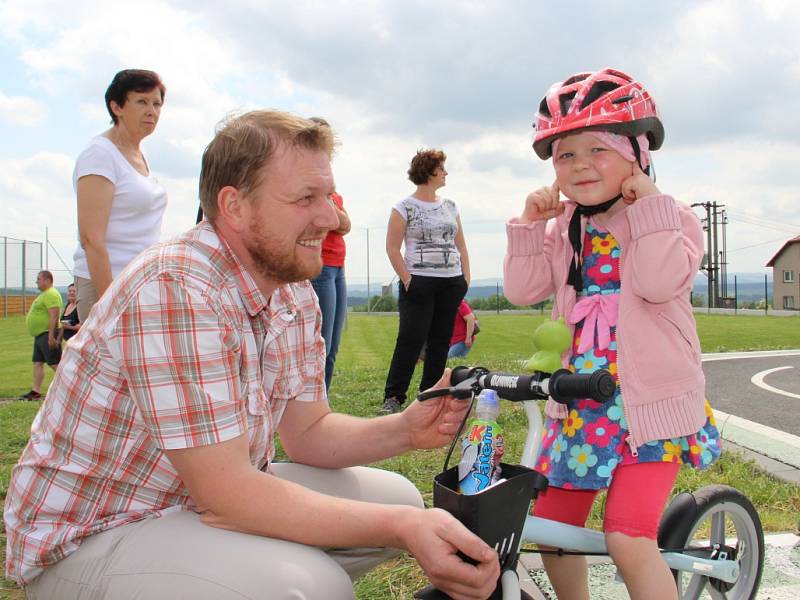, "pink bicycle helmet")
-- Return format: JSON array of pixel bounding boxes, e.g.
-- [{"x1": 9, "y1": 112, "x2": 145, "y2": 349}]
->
[{"x1": 533, "y1": 68, "x2": 664, "y2": 160}]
